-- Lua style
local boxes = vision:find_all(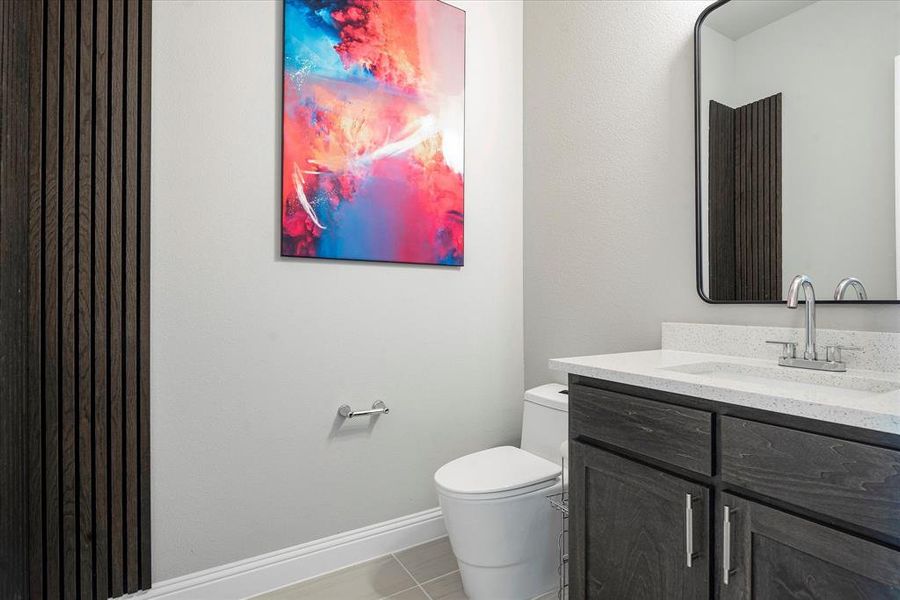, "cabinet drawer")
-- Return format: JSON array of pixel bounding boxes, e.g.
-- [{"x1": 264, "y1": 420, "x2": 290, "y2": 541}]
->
[
  {"x1": 570, "y1": 384, "x2": 713, "y2": 475},
  {"x1": 721, "y1": 417, "x2": 900, "y2": 540}
]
